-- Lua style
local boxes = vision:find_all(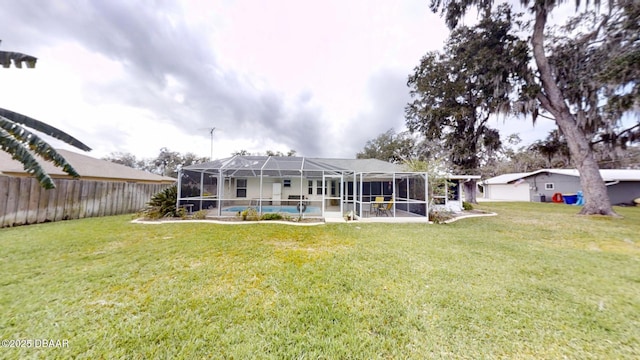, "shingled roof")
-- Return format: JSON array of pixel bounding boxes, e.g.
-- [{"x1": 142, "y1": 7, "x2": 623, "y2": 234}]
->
[{"x1": 0, "y1": 149, "x2": 175, "y2": 184}]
